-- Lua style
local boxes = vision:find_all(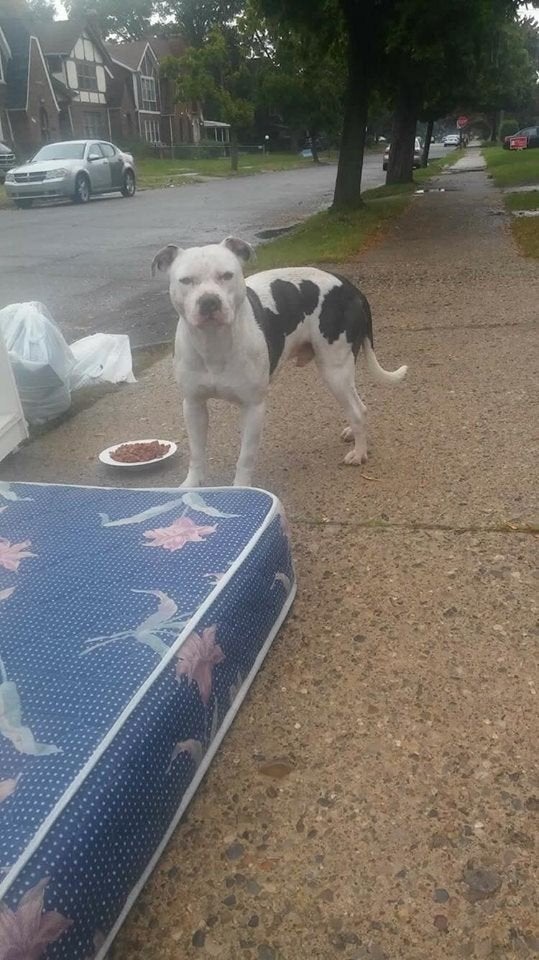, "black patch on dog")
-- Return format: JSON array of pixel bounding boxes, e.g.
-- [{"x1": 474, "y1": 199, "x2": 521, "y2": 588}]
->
[
  {"x1": 319, "y1": 274, "x2": 374, "y2": 357},
  {"x1": 246, "y1": 279, "x2": 320, "y2": 374}
]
